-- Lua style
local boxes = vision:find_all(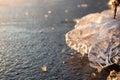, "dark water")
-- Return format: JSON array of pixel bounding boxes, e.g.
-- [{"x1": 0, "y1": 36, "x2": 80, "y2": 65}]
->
[{"x1": 0, "y1": 0, "x2": 108, "y2": 80}]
